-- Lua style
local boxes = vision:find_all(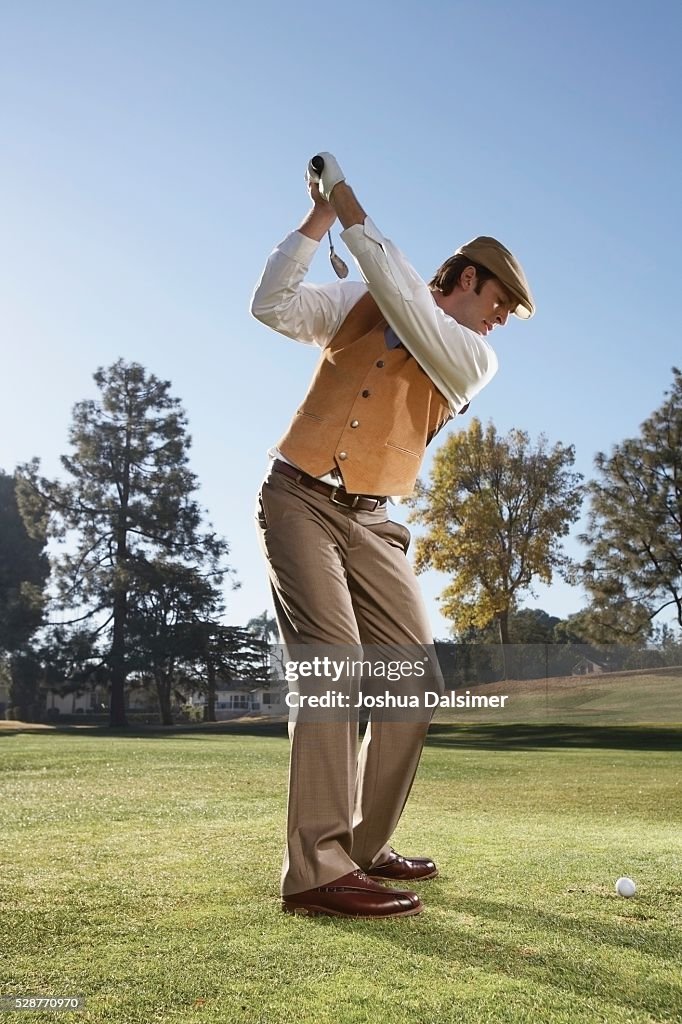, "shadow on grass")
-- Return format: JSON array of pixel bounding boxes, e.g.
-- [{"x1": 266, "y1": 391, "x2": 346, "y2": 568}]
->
[
  {"x1": 2, "y1": 720, "x2": 681, "y2": 751},
  {"x1": 0, "y1": 720, "x2": 290, "y2": 741},
  {"x1": 264, "y1": 882, "x2": 682, "y2": 1017},
  {"x1": 425, "y1": 723, "x2": 682, "y2": 752},
  {"x1": 446, "y1": 892, "x2": 682, "y2": 957},
  {"x1": 345, "y1": 893, "x2": 682, "y2": 1018}
]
